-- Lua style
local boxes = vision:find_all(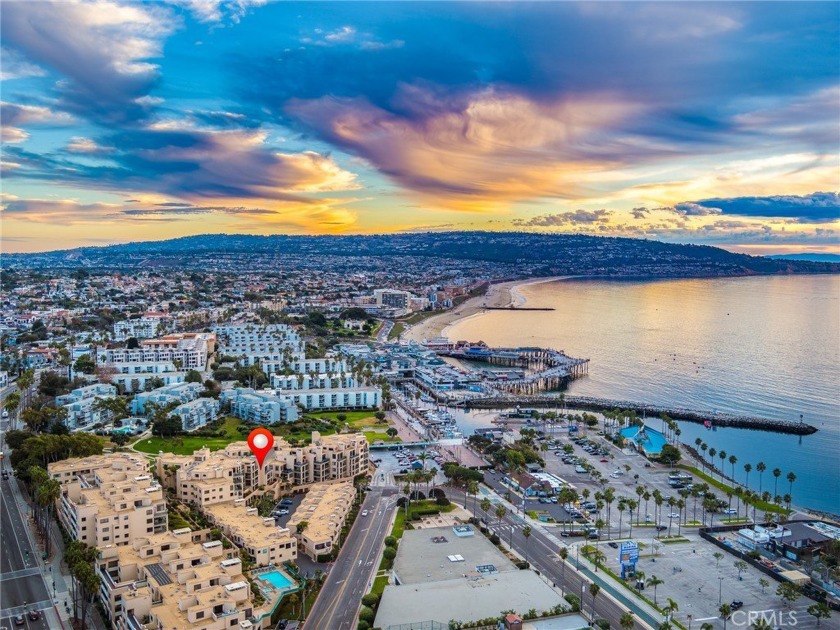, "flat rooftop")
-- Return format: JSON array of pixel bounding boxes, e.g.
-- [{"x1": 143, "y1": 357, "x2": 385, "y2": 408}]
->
[
  {"x1": 375, "y1": 571, "x2": 562, "y2": 629},
  {"x1": 393, "y1": 525, "x2": 516, "y2": 585}
]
